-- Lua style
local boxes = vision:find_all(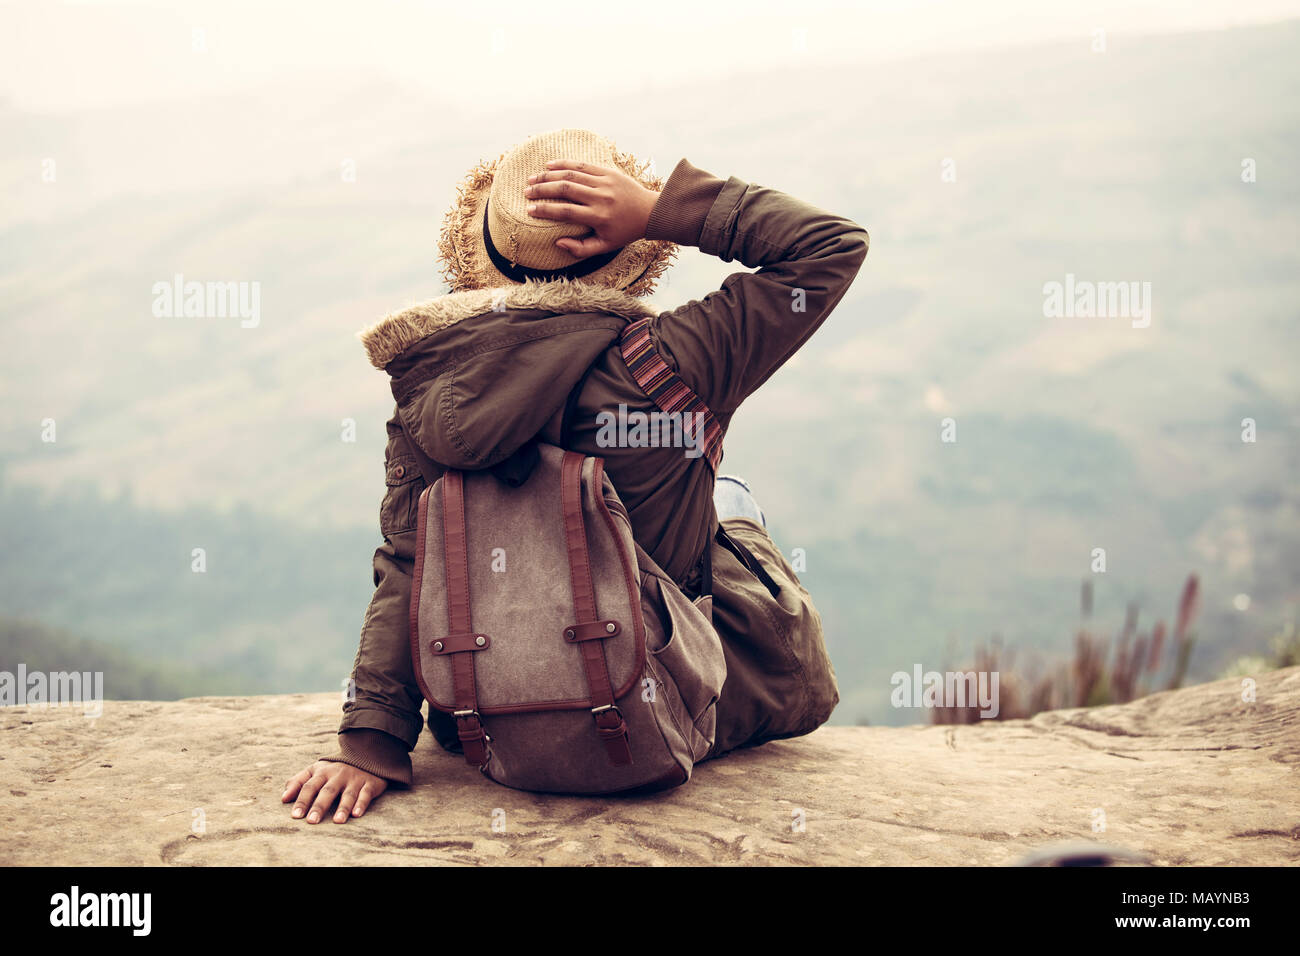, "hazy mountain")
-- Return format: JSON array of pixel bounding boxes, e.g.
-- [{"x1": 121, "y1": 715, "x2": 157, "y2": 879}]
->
[
  {"x1": 0, "y1": 615, "x2": 210, "y2": 701},
  {"x1": 3, "y1": 20, "x2": 1297, "y2": 724}
]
